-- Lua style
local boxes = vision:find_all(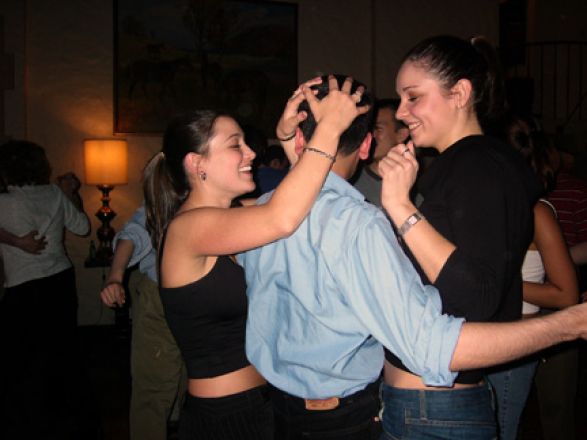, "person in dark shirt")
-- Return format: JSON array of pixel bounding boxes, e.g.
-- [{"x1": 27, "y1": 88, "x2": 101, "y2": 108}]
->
[
  {"x1": 378, "y1": 35, "x2": 542, "y2": 439},
  {"x1": 254, "y1": 144, "x2": 290, "y2": 194}
]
